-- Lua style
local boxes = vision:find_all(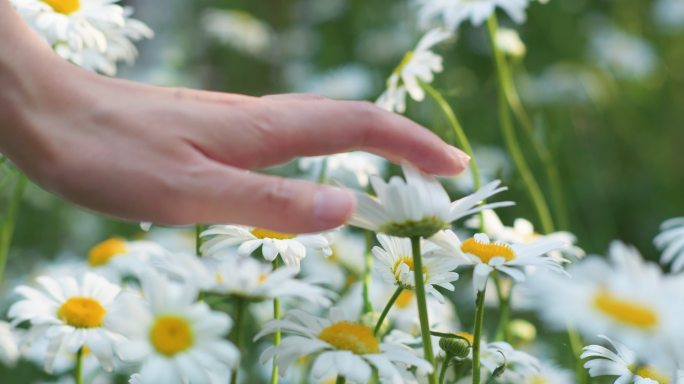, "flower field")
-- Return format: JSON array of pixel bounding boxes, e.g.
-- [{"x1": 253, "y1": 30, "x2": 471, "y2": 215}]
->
[{"x1": 1, "y1": 0, "x2": 684, "y2": 383}]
